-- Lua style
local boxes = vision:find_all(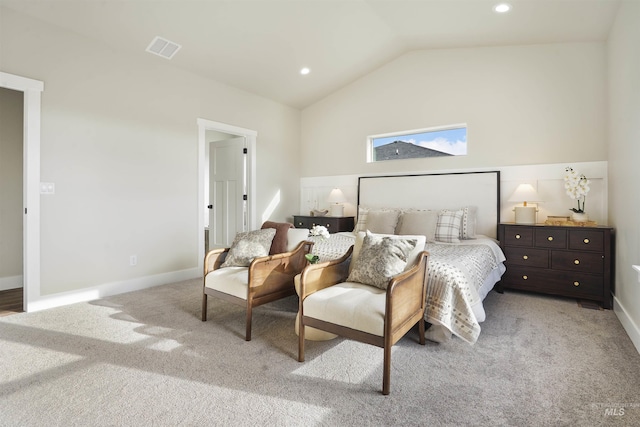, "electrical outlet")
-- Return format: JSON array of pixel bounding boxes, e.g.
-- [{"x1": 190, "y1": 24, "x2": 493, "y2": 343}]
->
[{"x1": 129, "y1": 255, "x2": 137, "y2": 266}]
